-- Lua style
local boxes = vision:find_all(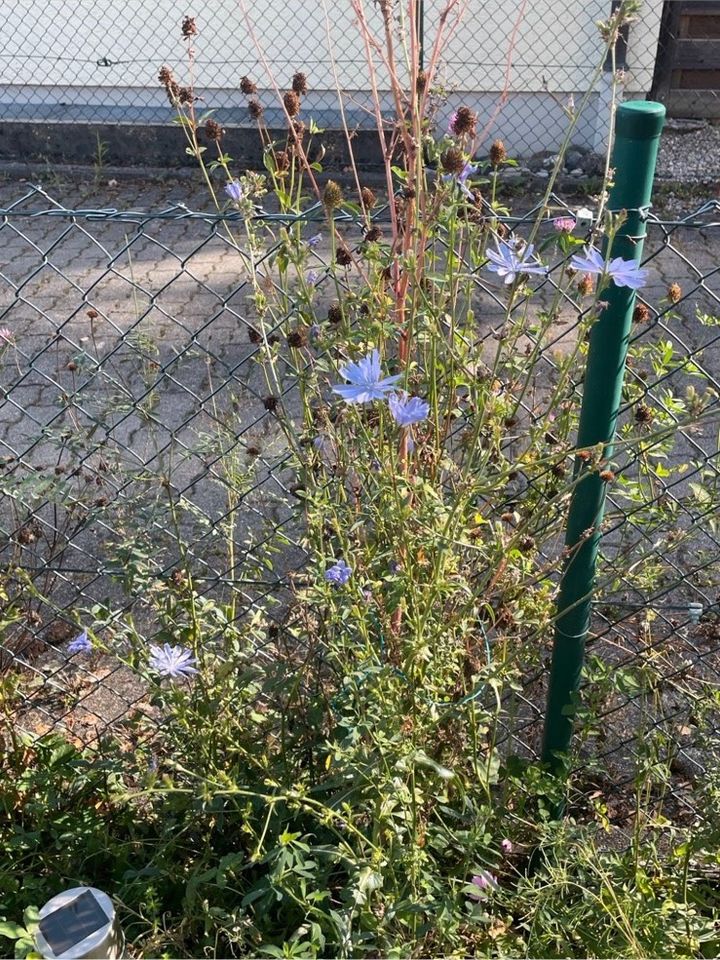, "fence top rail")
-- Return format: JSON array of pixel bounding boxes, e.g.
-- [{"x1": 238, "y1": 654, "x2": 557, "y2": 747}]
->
[{"x1": 0, "y1": 185, "x2": 718, "y2": 229}]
